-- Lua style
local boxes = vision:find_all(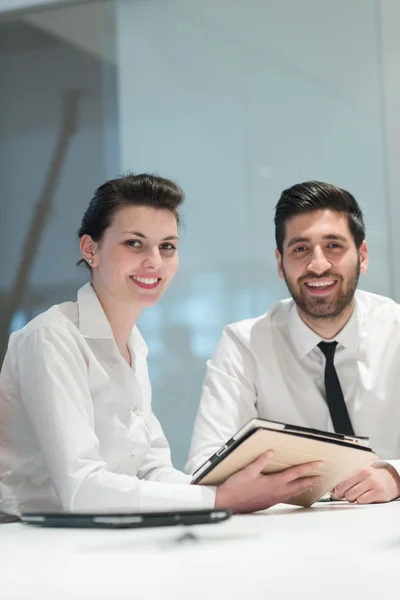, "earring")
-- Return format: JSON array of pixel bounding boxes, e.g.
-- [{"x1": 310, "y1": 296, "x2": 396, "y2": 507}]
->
[{"x1": 88, "y1": 258, "x2": 94, "y2": 266}]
